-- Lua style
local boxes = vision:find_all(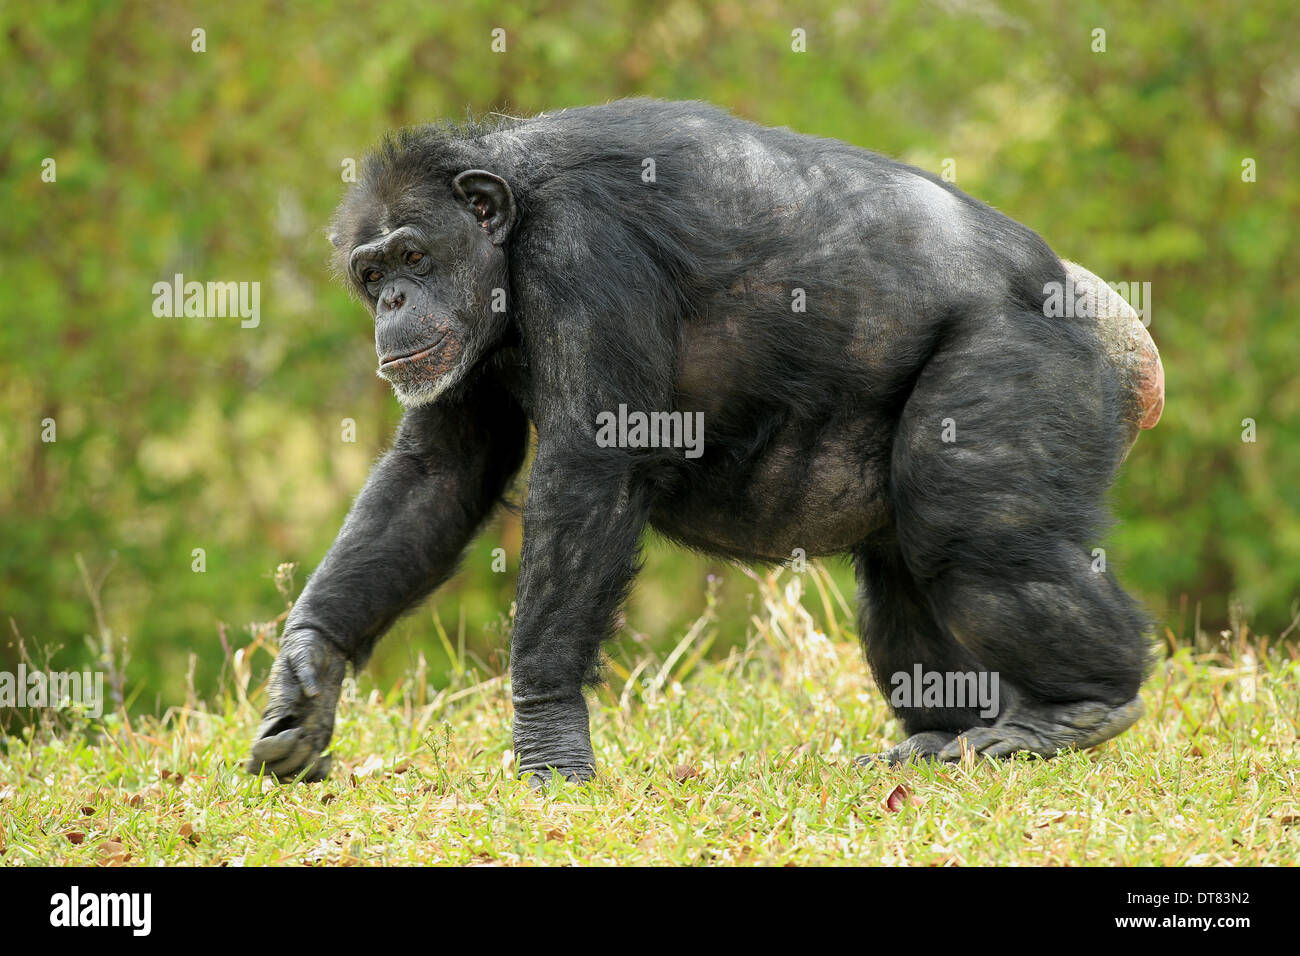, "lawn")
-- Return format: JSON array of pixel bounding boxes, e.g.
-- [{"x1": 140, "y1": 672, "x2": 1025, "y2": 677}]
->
[{"x1": 2, "y1": 569, "x2": 1297, "y2": 866}]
